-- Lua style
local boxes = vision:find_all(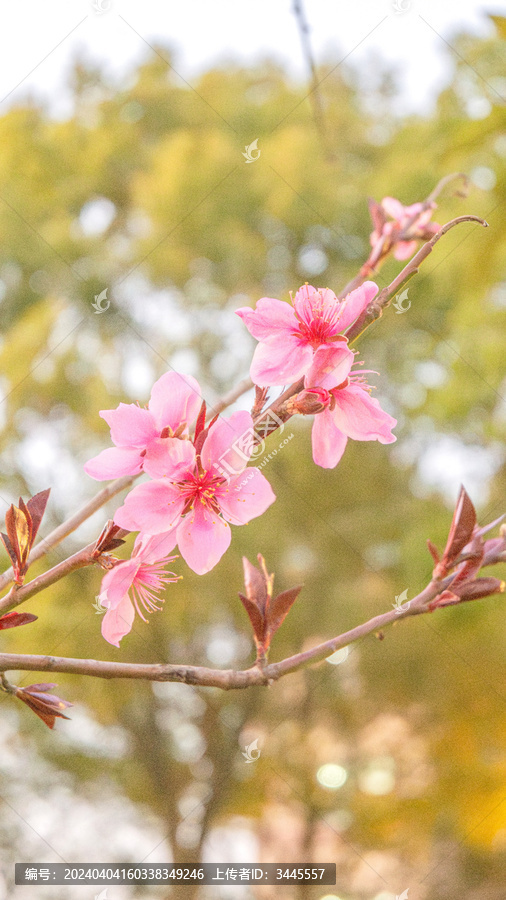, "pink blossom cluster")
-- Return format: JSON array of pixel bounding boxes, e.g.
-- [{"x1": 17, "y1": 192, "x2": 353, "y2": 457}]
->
[
  {"x1": 85, "y1": 372, "x2": 275, "y2": 644},
  {"x1": 236, "y1": 281, "x2": 397, "y2": 468},
  {"x1": 86, "y1": 281, "x2": 398, "y2": 646},
  {"x1": 369, "y1": 196, "x2": 440, "y2": 260}
]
